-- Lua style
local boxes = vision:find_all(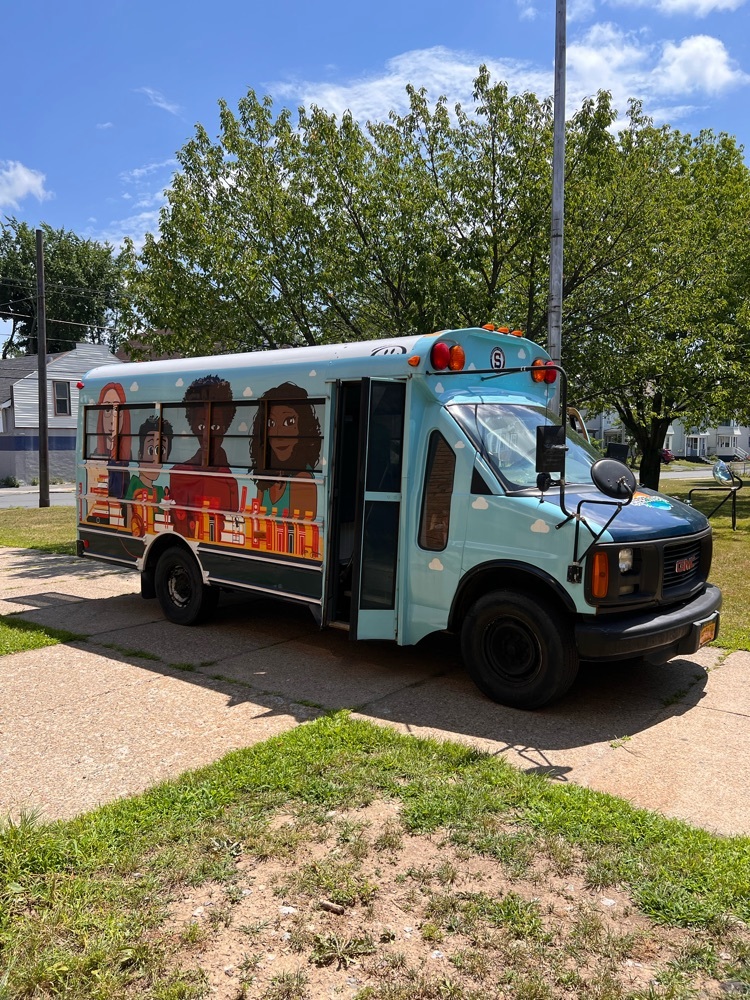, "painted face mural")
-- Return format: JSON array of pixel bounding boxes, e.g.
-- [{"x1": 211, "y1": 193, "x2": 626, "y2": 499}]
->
[
  {"x1": 168, "y1": 375, "x2": 239, "y2": 539},
  {"x1": 249, "y1": 383, "x2": 322, "y2": 519},
  {"x1": 95, "y1": 382, "x2": 130, "y2": 459}
]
